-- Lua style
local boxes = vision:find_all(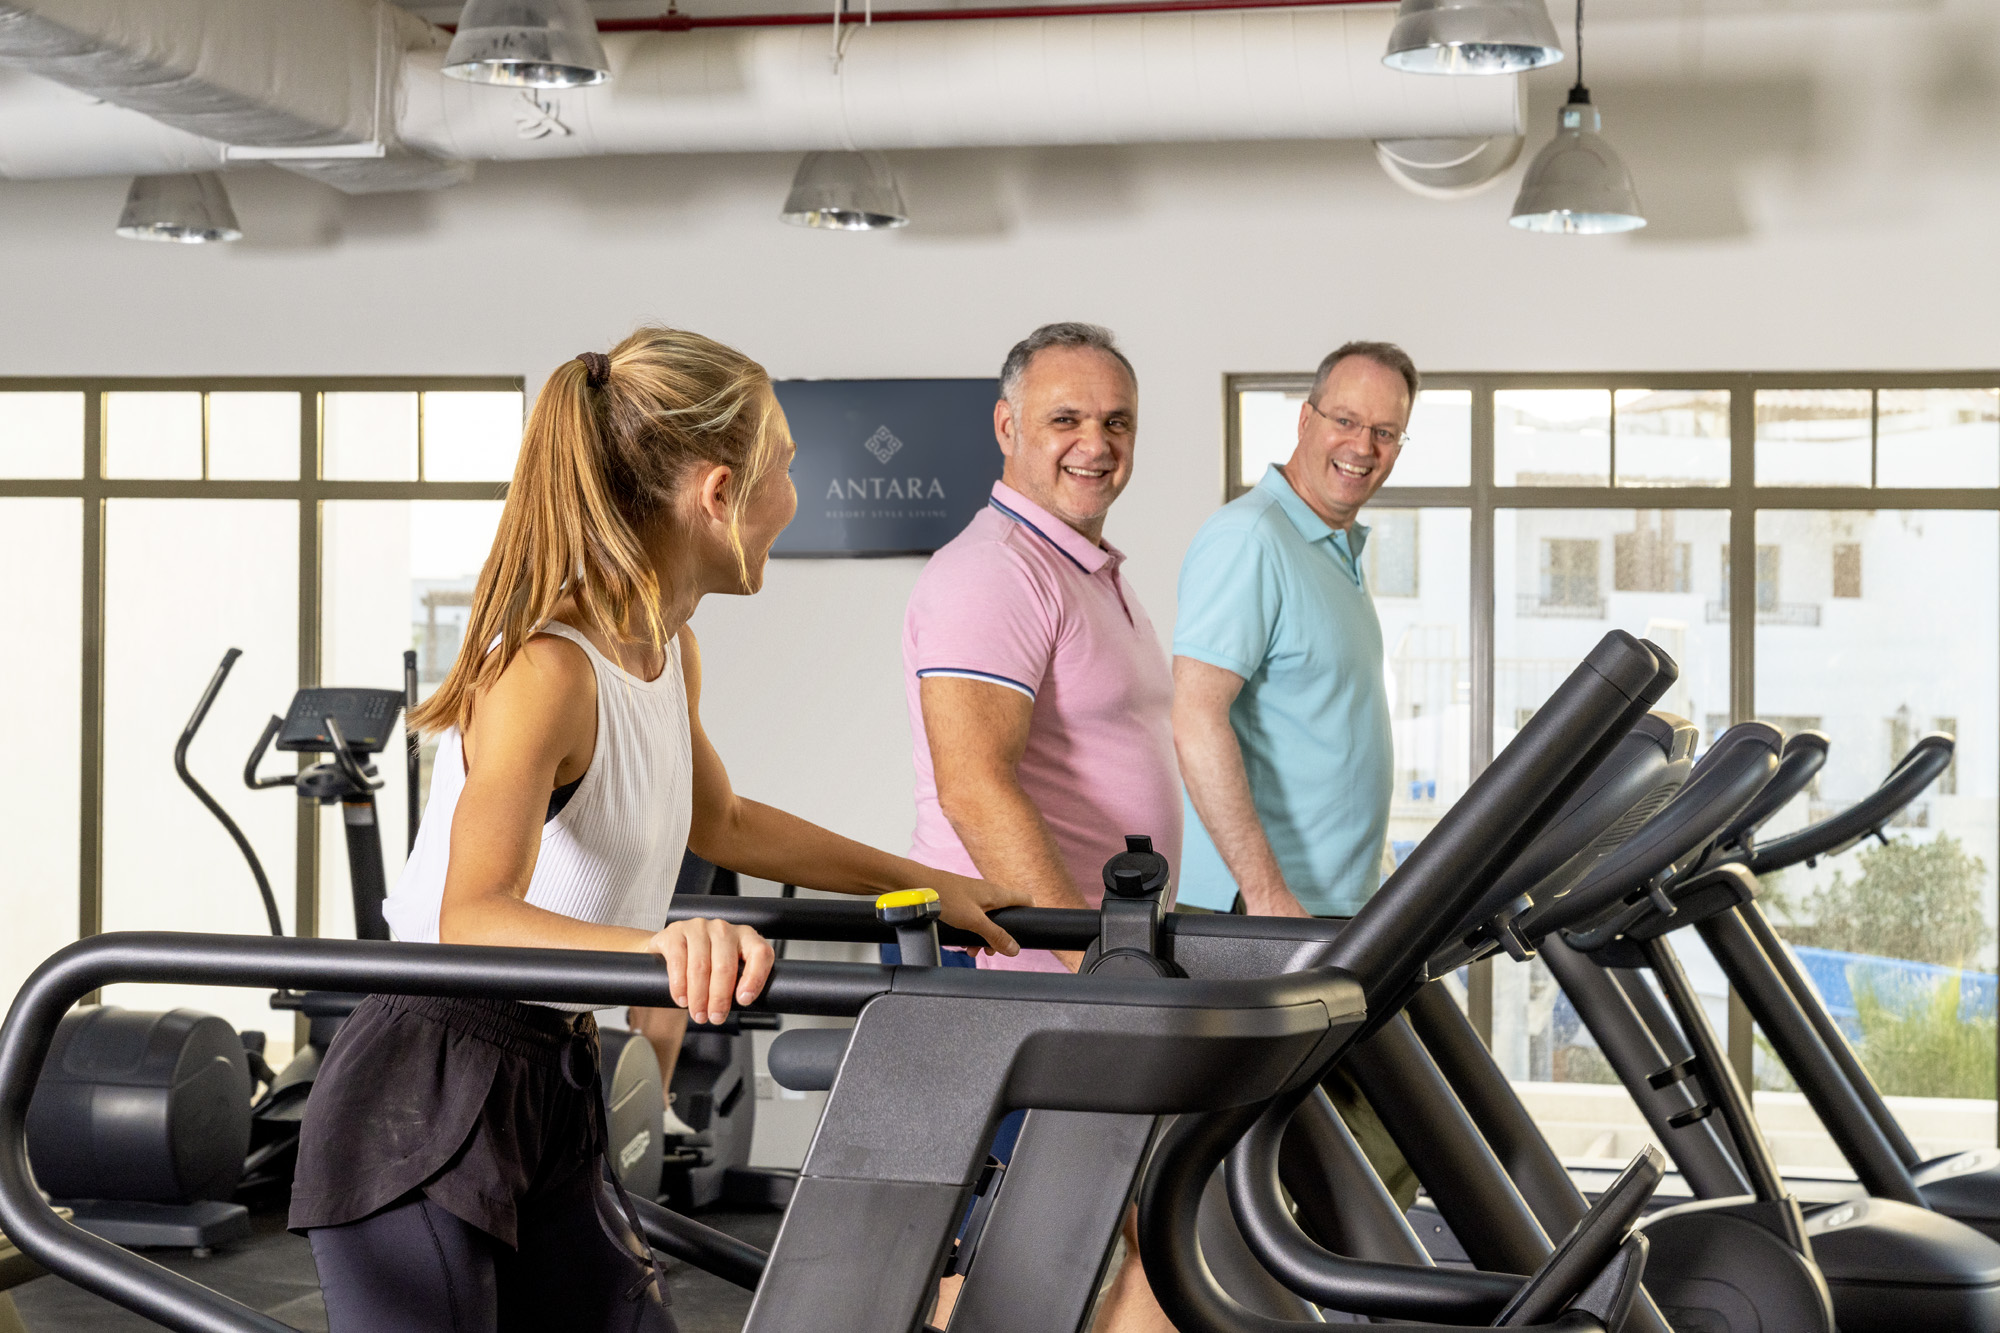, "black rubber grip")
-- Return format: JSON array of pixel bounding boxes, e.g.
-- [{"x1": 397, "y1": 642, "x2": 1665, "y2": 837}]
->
[{"x1": 767, "y1": 1027, "x2": 851, "y2": 1092}]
